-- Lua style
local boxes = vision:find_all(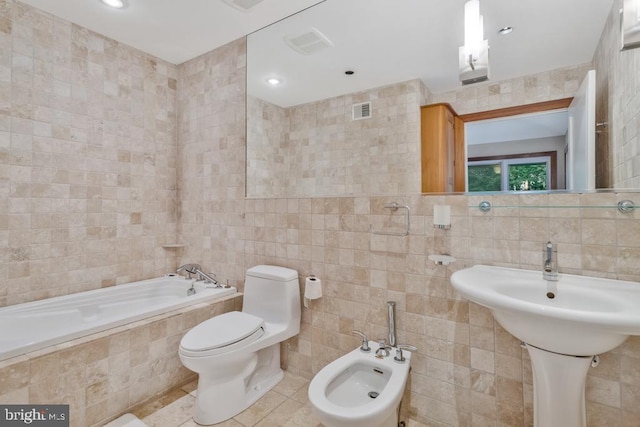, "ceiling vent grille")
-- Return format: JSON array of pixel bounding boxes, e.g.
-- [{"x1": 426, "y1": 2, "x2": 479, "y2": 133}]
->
[
  {"x1": 352, "y1": 102, "x2": 372, "y2": 120},
  {"x1": 284, "y1": 28, "x2": 333, "y2": 55},
  {"x1": 221, "y1": 0, "x2": 264, "y2": 11}
]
